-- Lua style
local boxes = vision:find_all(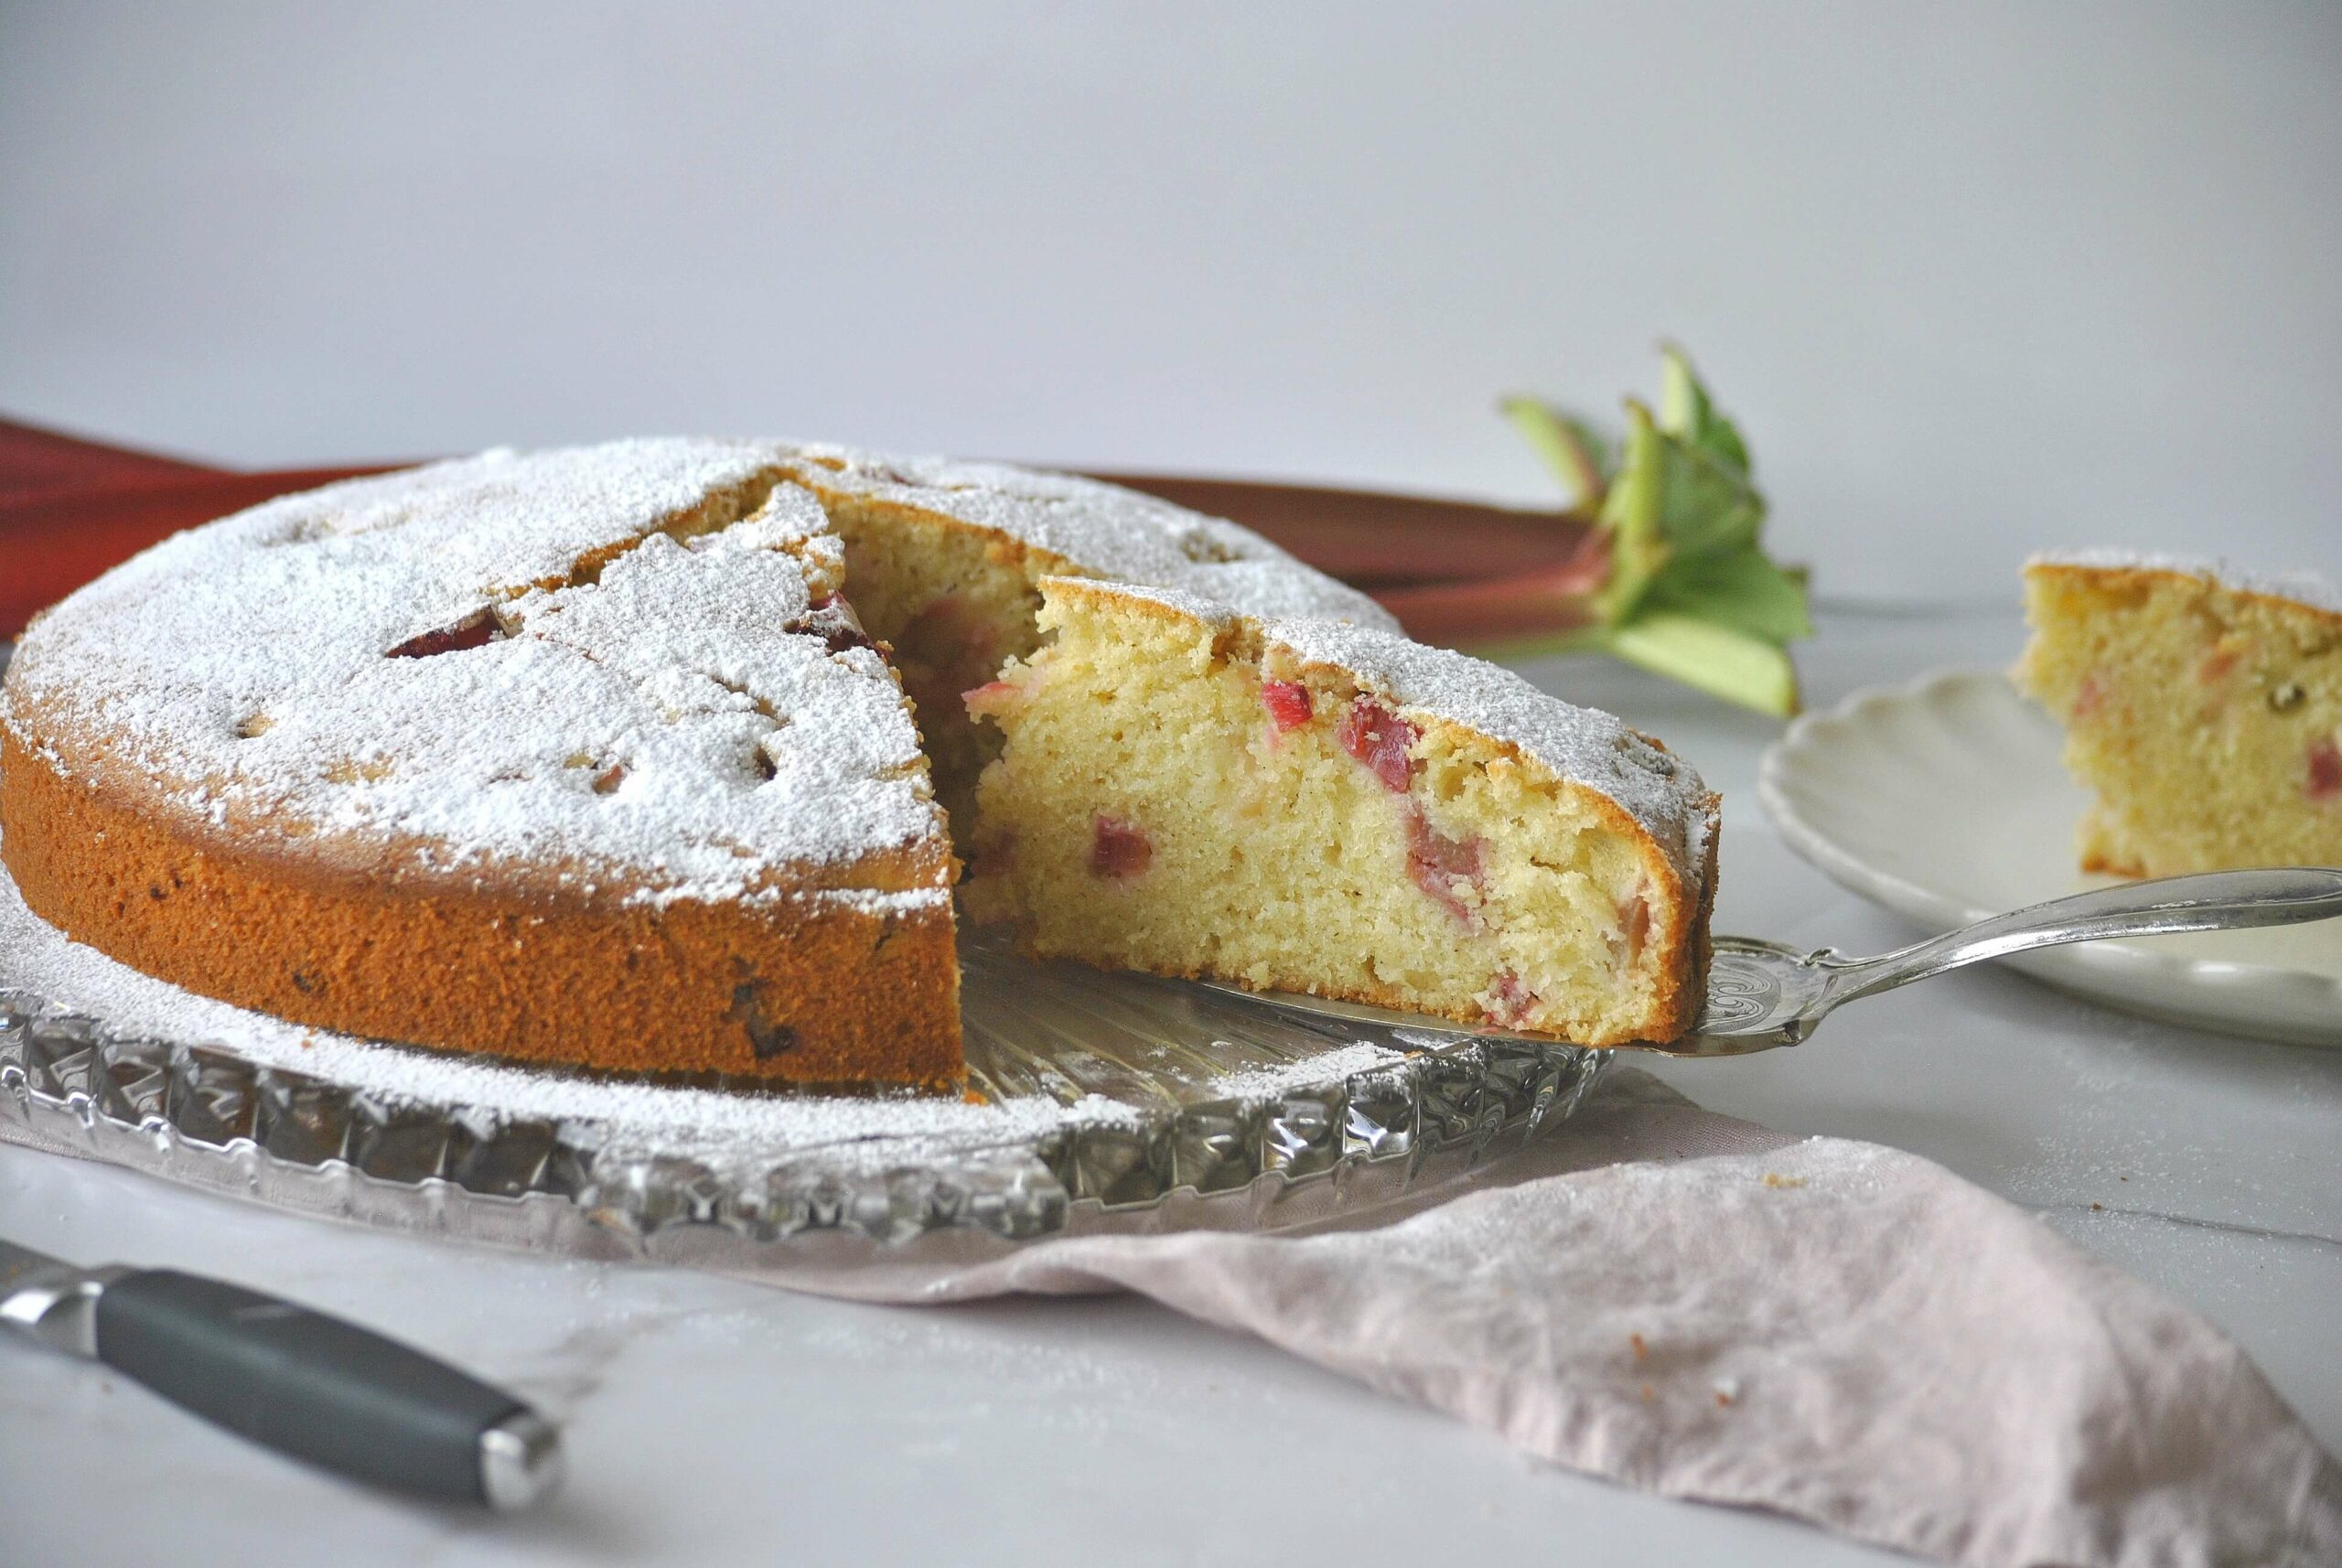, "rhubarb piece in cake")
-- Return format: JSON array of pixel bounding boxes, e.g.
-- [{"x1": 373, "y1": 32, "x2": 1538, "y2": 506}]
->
[
  {"x1": 961, "y1": 578, "x2": 1719, "y2": 1045},
  {"x1": 2016, "y1": 552, "x2": 2342, "y2": 875}
]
